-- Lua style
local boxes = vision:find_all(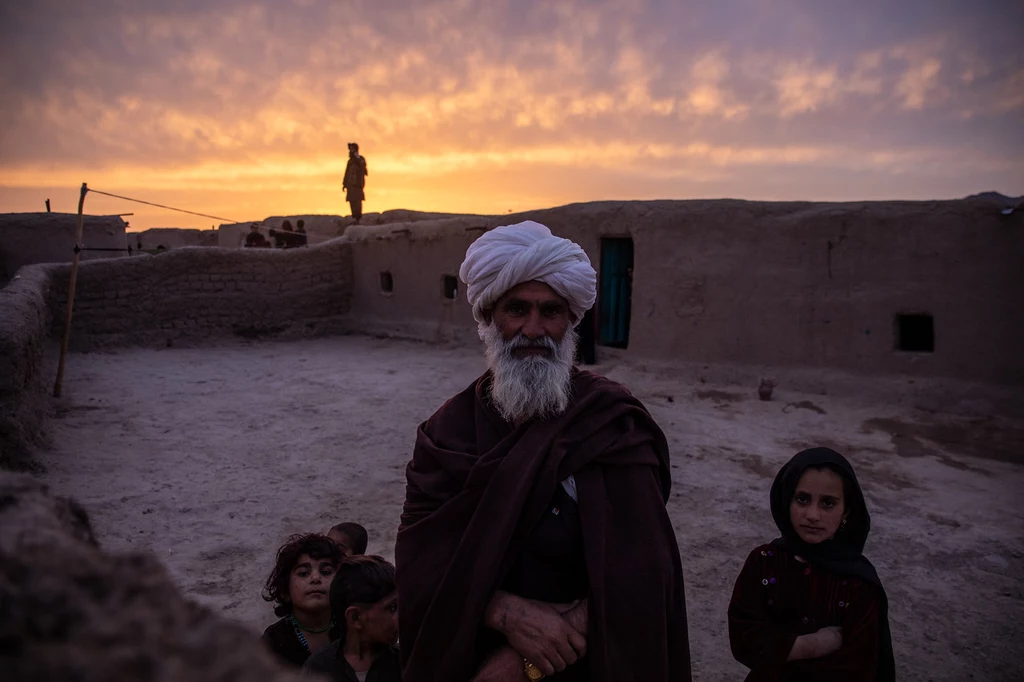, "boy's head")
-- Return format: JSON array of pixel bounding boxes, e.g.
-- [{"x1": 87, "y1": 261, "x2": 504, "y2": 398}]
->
[
  {"x1": 330, "y1": 555, "x2": 398, "y2": 647},
  {"x1": 328, "y1": 522, "x2": 368, "y2": 557}
]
